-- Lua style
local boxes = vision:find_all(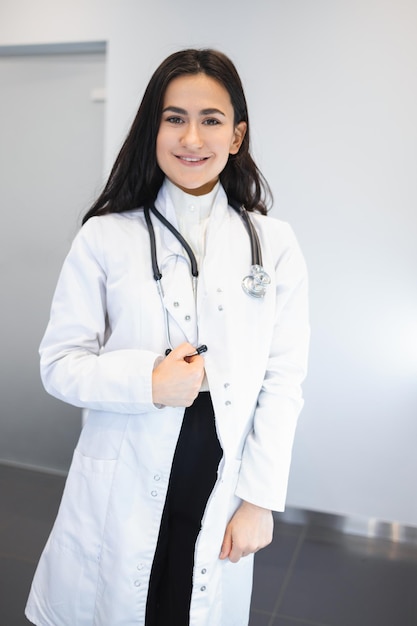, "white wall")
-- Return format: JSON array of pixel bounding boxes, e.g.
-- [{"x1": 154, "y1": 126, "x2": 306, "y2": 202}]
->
[
  {"x1": 0, "y1": 52, "x2": 106, "y2": 472},
  {"x1": 268, "y1": 1, "x2": 417, "y2": 526},
  {"x1": 1, "y1": 0, "x2": 416, "y2": 526},
  {"x1": 0, "y1": 0, "x2": 109, "y2": 45}
]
